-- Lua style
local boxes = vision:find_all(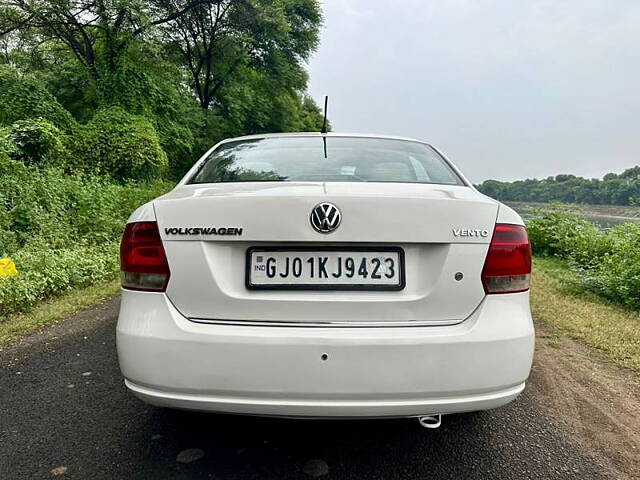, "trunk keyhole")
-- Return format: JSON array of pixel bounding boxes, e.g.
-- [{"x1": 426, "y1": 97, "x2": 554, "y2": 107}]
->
[
  {"x1": 321, "y1": 353, "x2": 328, "y2": 361},
  {"x1": 455, "y1": 272, "x2": 464, "y2": 281}
]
